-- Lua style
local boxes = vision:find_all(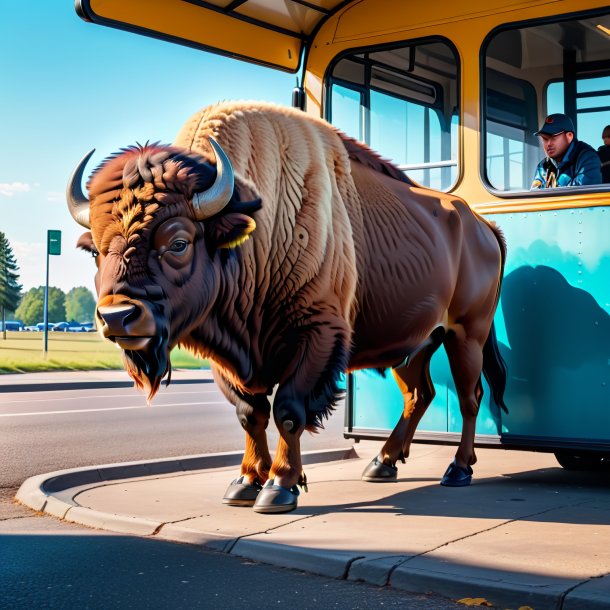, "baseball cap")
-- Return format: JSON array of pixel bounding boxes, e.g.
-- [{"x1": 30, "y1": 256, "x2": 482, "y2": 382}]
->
[{"x1": 535, "y1": 113, "x2": 575, "y2": 136}]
